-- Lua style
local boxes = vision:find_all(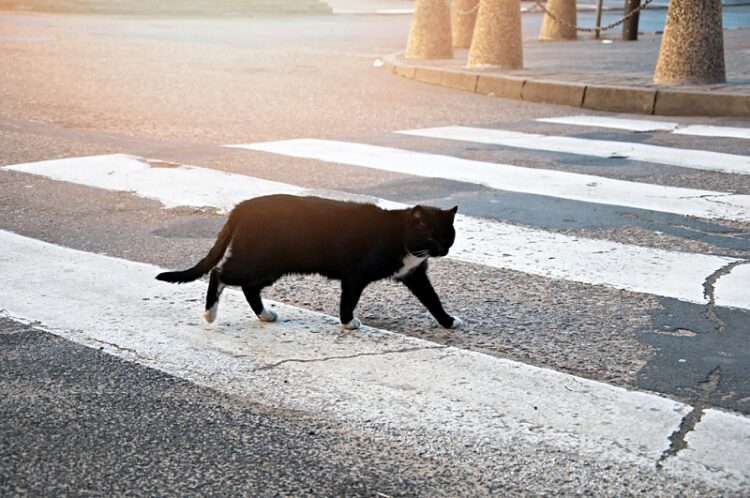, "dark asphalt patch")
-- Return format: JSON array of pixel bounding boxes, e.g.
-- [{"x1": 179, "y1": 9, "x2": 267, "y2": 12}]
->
[
  {"x1": 344, "y1": 176, "x2": 492, "y2": 203},
  {"x1": 152, "y1": 216, "x2": 224, "y2": 239},
  {"x1": 565, "y1": 131, "x2": 655, "y2": 143},
  {"x1": 637, "y1": 298, "x2": 750, "y2": 415}
]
